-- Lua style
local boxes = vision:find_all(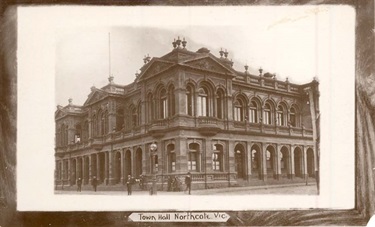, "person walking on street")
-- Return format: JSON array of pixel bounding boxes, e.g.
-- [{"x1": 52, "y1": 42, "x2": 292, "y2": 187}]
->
[
  {"x1": 185, "y1": 172, "x2": 192, "y2": 195},
  {"x1": 92, "y1": 176, "x2": 98, "y2": 192},
  {"x1": 77, "y1": 178, "x2": 82, "y2": 192},
  {"x1": 126, "y1": 175, "x2": 132, "y2": 195}
]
